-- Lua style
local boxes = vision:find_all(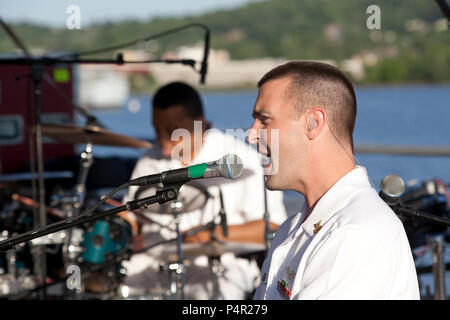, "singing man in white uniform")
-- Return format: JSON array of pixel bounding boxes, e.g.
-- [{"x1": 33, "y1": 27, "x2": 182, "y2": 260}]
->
[
  {"x1": 249, "y1": 62, "x2": 420, "y2": 300},
  {"x1": 121, "y1": 82, "x2": 287, "y2": 299}
]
